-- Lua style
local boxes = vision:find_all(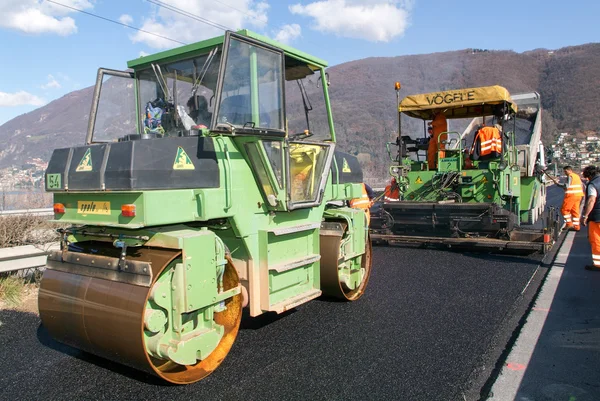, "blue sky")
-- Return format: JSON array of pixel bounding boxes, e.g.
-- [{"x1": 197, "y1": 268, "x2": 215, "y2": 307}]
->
[{"x1": 0, "y1": 0, "x2": 598, "y2": 126}]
